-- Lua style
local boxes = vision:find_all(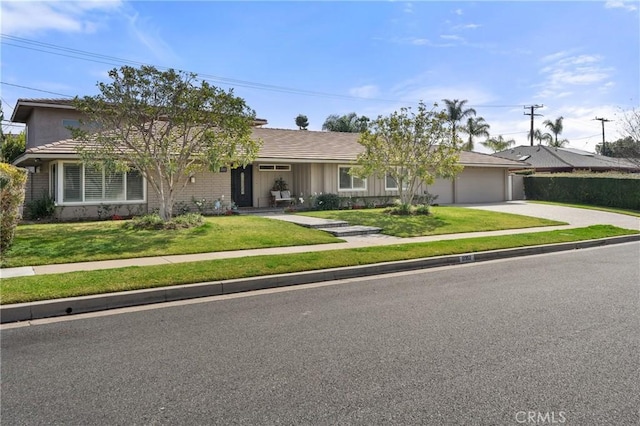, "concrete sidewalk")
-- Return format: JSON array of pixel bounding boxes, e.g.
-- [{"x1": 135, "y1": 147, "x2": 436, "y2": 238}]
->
[{"x1": 1, "y1": 201, "x2": 638, "y2": 279}]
